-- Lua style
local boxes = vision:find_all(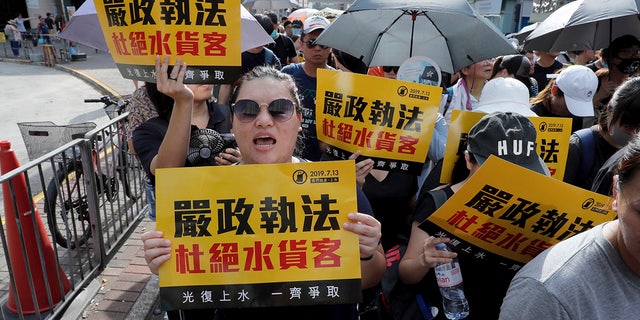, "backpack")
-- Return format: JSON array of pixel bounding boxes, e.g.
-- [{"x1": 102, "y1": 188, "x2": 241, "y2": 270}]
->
[
  {"x1": 360, "y1": 189, "x2": 448, "y2": 320},
  {"x1": 574, "y1": 127, "x2": 595, "y2": 185}
]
